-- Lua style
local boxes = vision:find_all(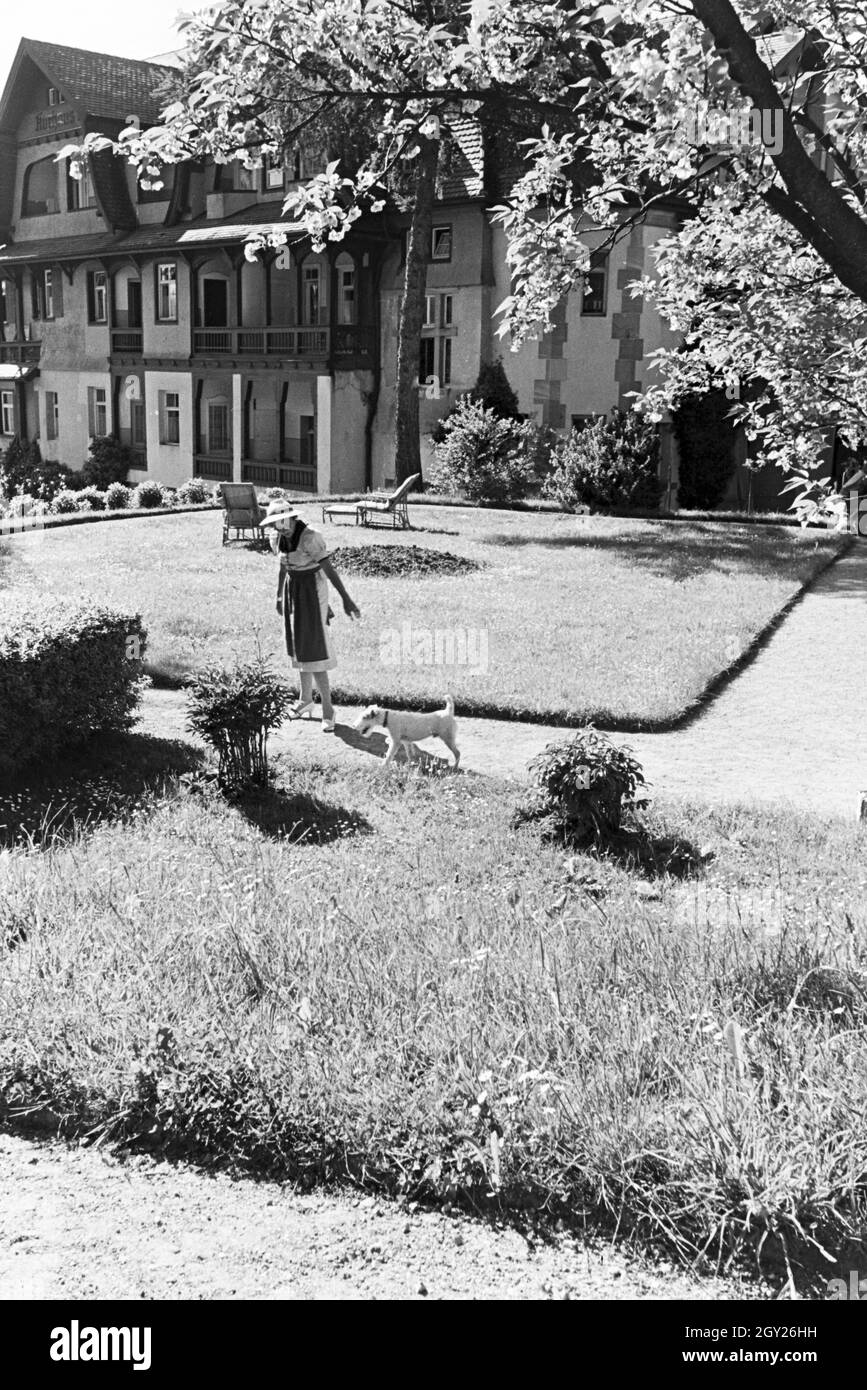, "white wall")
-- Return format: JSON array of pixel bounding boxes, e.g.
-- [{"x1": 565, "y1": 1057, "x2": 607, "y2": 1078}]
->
[{"x1": 143, "y1": 370, "x2": 194, "y2": 487}]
